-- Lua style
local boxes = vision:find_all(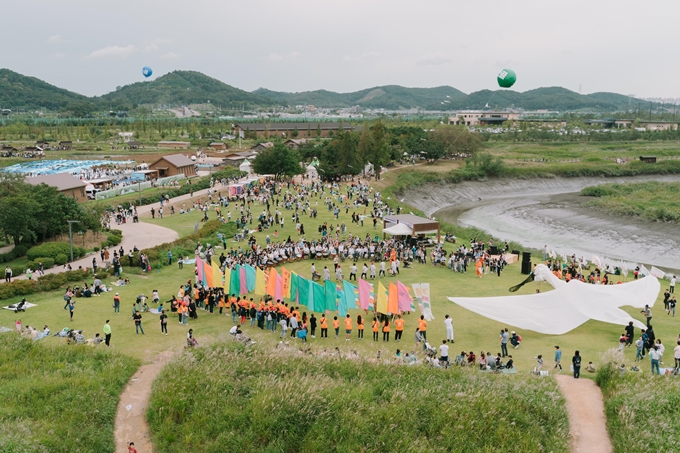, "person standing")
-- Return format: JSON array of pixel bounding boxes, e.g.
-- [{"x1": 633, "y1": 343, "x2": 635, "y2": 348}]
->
[
  {"x1": 309, "y1": 314, "x2": 317, "y2": 338},
  {"x1": 68, "y1": 300, "x2": 75, "y2": 322},
  {"x1": 554, "y1": 345, "x2": 562, "y2": 371},
  {"x1": 572, "y1": 350, "x2": 581, "y2": 379},
  {"x1": 160, "y1": 310, "x2": 168, "y2": 335},
  {"x1": 372, "y1": 317, "x2": 380, "y2": 341},
  {"x1": 167, "y1": 250, "x2": 173, "y2": 265},
  {"x1": 344, "y1": 314, "x2": 352, "y2": 342},
  {"x1": 113, "y1": 293, "x2": 121, "y2": 314},
  {"x1": 133, "y1": 311, "x2": 145, "y2": 334},
  {"x1": 5, "y1": 265, "x2": 12, "y2": 283},
  {"x1": 674, "y1": 340, "x2": 680, "y2": 371},
  {"x1": 394, "y1": 315, "x2": 405, "y2": 342},
  {"x1": 444, "y1": 315, "x2": 454, "y2": 343},
  {"x1": 500, "y1": 328, "x2": 509, "y2": 357},
  {"x1": 439, "y1": 340, "x2": 449, "y2": 366},
  {"x1": 641, "y1": 305, "x2": 652, "y2": 327},
  {"x1": 382, "y1": 318, "x2": 390, "y2": 342},
  {"x1": 332, "y1": 316, "x2": 340, "y2": 339},
  {"x1": 103, "y1": 320, "x2": 112, "y2": 347},
  {"x1": 418, "y1": 315, "x2": 427, "y2": 341},
  {"x1": 624, "y1": 321, "x2": 635, "y2": 347},
  {"x1": 671, "y1": 275, "x2": 676, "y2": 294},
  {"x1": 357, "y1": 315, "x2": 364, "y2": 339},
  {"x1": 649, "y1": 346, "x2": 661, "y2": 375}
]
